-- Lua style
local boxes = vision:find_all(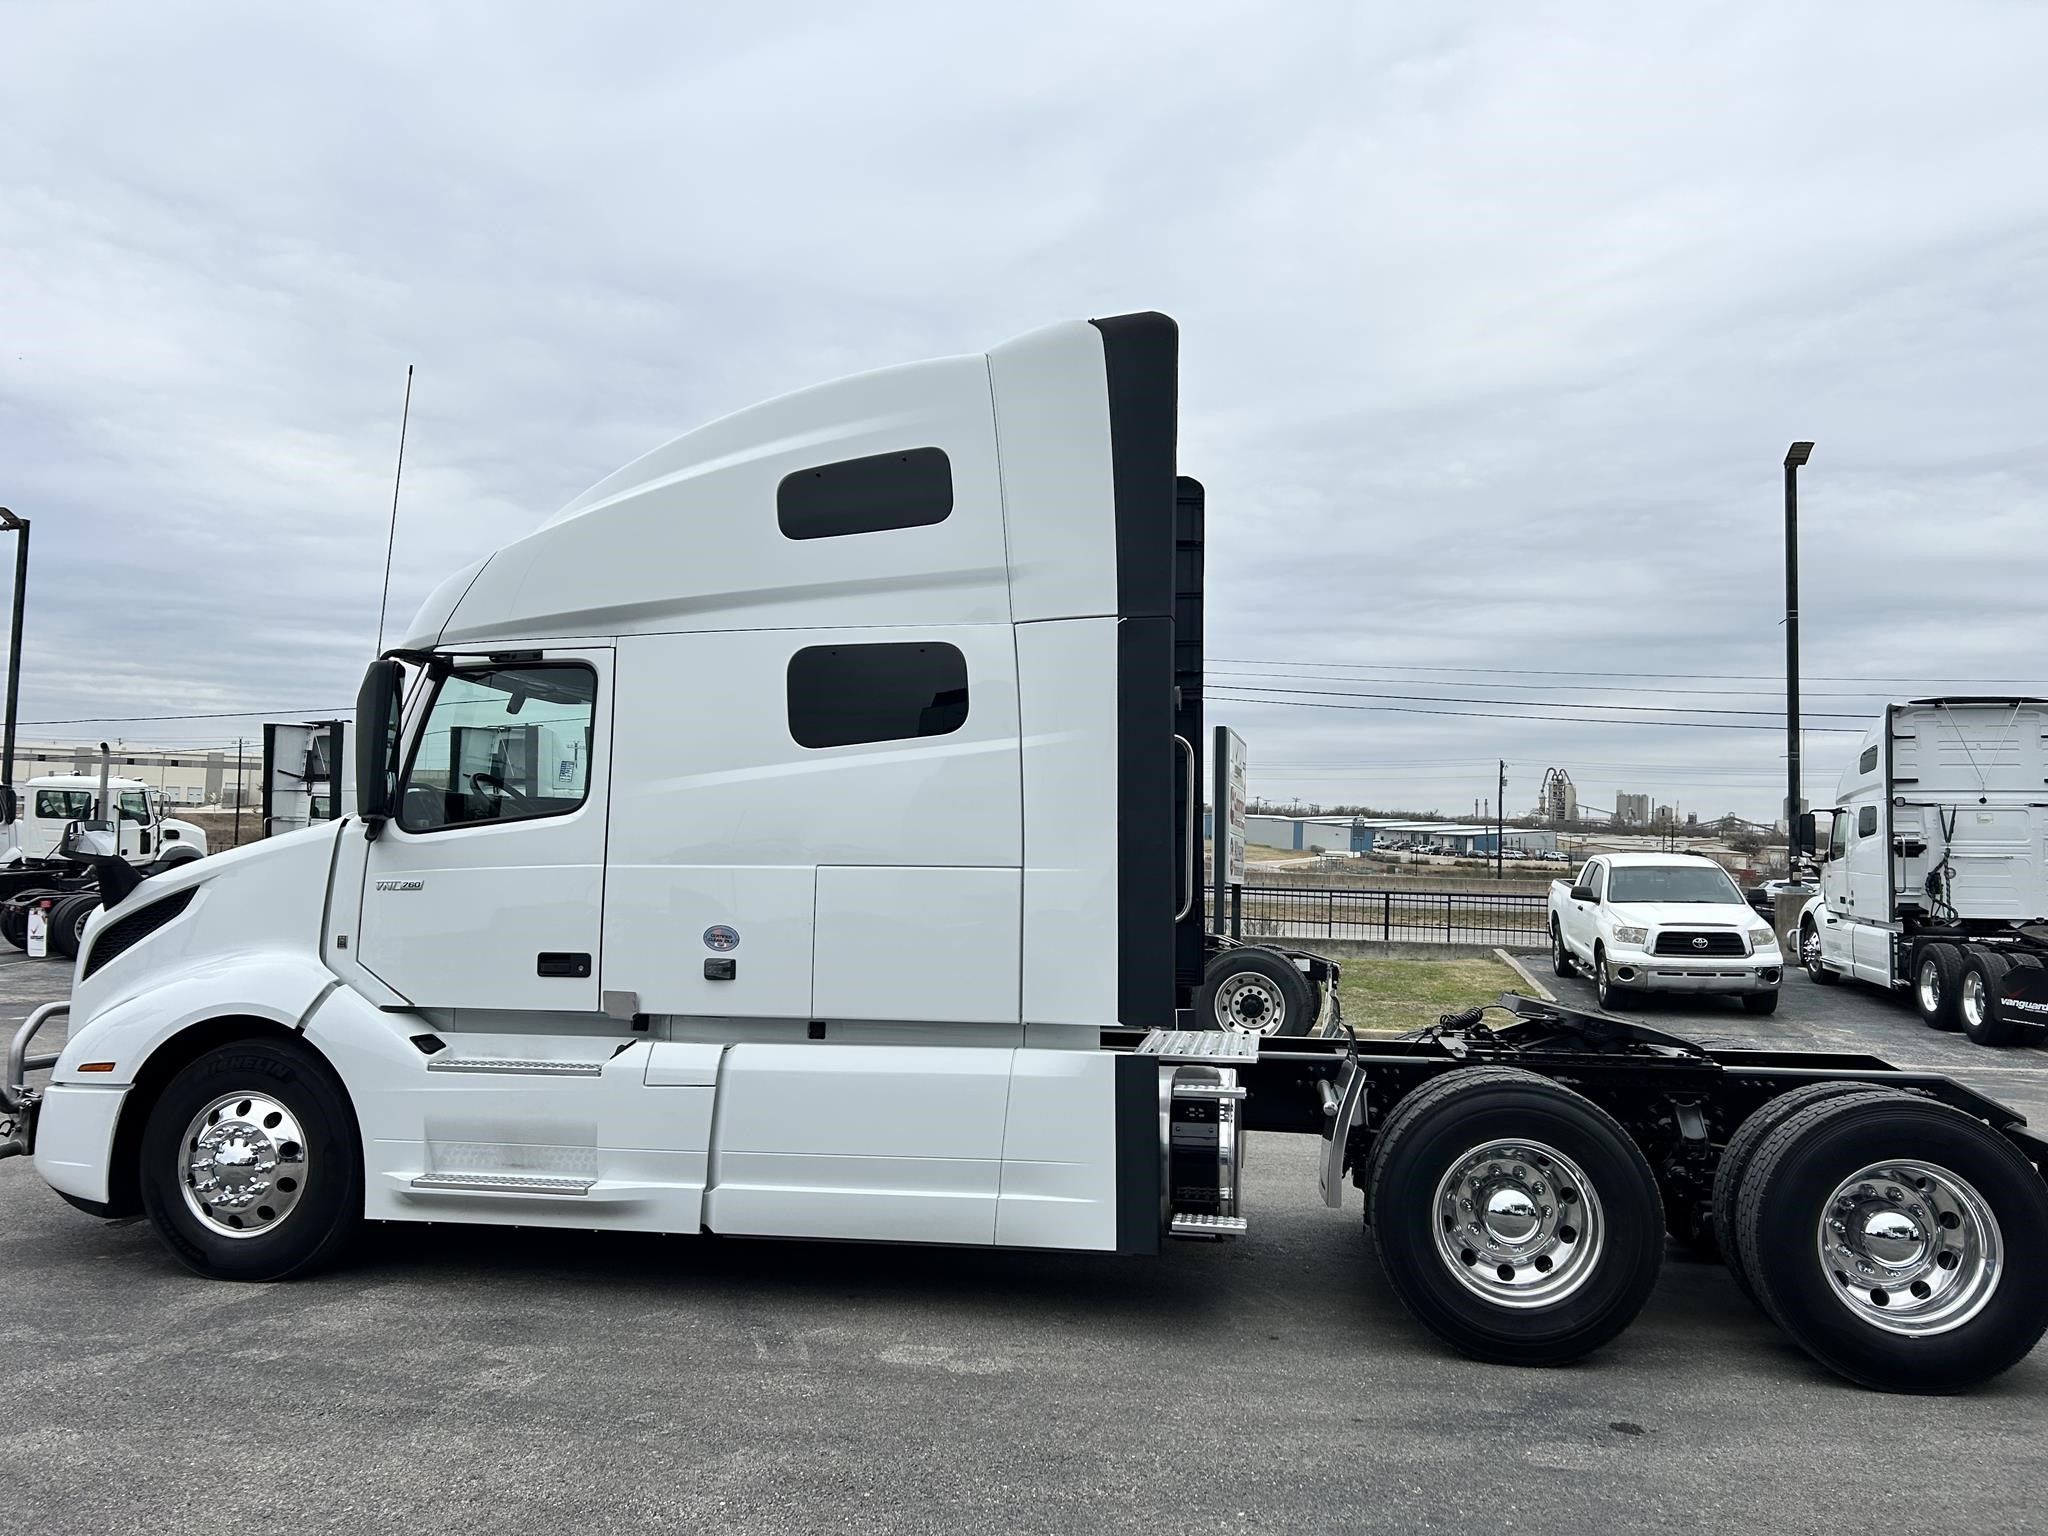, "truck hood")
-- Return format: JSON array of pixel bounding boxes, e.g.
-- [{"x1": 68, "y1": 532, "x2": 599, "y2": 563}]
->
[{"x1": 1604, "y1": 903, "x2": 1759, "y2": 931}]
